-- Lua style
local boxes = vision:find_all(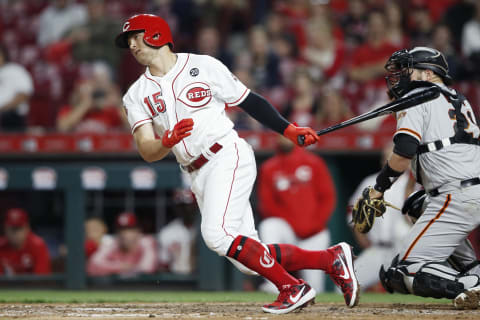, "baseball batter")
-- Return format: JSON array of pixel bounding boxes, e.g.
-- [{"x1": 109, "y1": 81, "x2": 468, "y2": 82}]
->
[
  {"x1": 115, "y1": 14, "x2": 359, "y2": 314},
  {"x1": 357, "y1": 47, "x2": 480, "y2": 308}
]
